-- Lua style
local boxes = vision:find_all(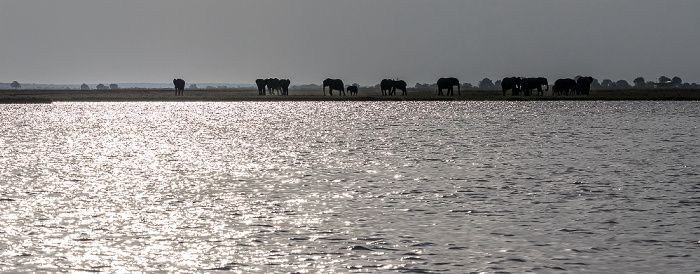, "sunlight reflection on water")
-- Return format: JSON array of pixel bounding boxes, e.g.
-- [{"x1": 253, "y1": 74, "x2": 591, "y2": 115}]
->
[{"x1": 0, "y1": 101, "x2": 698, "y2": 272}]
